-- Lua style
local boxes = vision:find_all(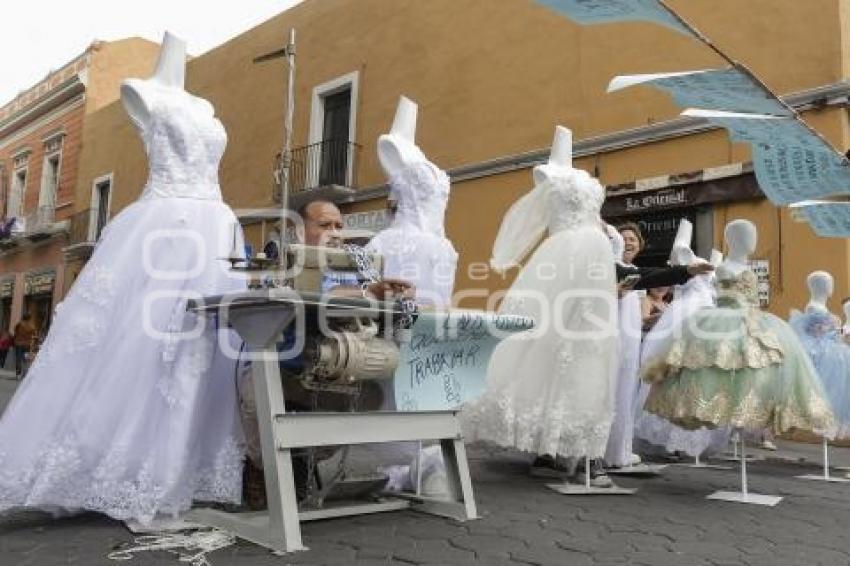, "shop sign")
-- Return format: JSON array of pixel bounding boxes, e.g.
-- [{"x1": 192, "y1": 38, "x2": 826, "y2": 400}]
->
[
  {"x1": 343, "y1": 210, "x2": 390, "y2": 233},
  {"x1": 0, "y1": 278, "x2": 14, "y2": 298},
  {"x1": 624, "y1": 188, "x2": 686, "y2": 213},
  {"x1": 748, "y1": 259, "x2": 770, "y2": 307},
  {"x1": 25, "y1": 271, "x2": 55, "y2": 295}
]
